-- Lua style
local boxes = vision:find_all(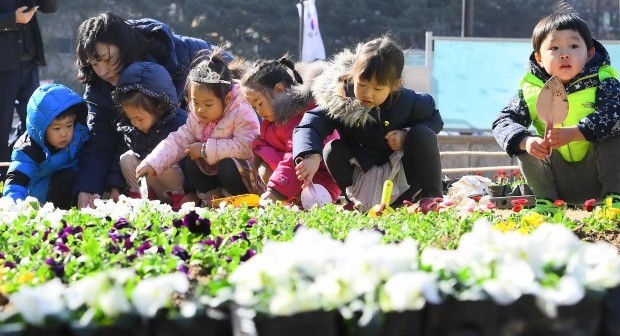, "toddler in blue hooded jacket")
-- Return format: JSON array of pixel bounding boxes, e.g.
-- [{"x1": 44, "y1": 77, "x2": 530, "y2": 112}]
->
[{"x1": 3, "y1": 84, "x2": 89, "y2": 209}]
